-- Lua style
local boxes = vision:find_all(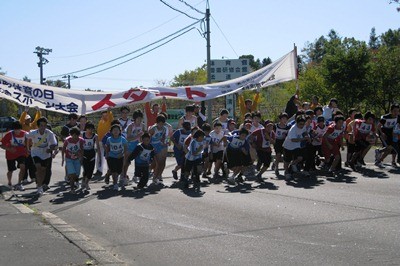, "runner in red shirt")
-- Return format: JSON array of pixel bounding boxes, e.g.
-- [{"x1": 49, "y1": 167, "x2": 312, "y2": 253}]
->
[
  {"x1": 321, "y1": 116, "x2": 345, "y2": 174},
  {"x1": 0, "y1": 121, "x2": 27, "y2": 190}
]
